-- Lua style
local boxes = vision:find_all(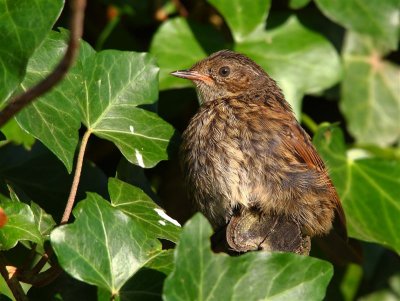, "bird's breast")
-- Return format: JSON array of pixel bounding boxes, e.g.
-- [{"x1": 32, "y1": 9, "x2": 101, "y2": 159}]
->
[{"x1": 180, "y1": 101, "x2": 273, "y2": 218}]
